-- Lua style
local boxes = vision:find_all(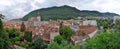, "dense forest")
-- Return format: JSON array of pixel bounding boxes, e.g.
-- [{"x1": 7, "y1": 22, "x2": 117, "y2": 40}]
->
[{"x1": 22, "y1": 5, "x2": 119, "y2": 21}]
